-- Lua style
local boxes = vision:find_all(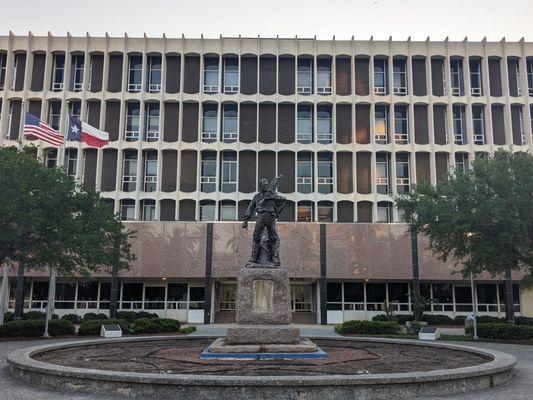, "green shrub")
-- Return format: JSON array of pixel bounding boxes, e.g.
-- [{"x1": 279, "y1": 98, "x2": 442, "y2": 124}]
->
[
  {"x1": 453, "y1": 315, "x2": 467, "y2": 325},
  {"x1": 477, "y1": 315, "x2": 505, "y2": 324},
  {"x1": 420, "y1": 314, "x2": 454, "y2": 325},
  {"x1": 2, "y1": 312, "x2": 14, "y2": 322},
  {"x1": 23, "y1": 311, "x2": 58, "y2": 320},
  {"x1": 406, "y1": 320, "x2": 423, "y2": 335},
  {"x1": 116, "y1": 311, "x2": 159, "y2": 322},
  {"x1": 78, "y1": 319, "x2": 129, "y2": 335},
  {"x1": 515, "y1": 317, "x2": 533, "y2": 326},
  {"x1": 335, "y1": 320, "x2": 400, "y2": 335},
  {"x1": 132, "y1": 318, "x2": 180, "y2": 334},
  {"x1": 0, "y1": 319, "x2": 74, "y2": 337},
  {"x1": 180, "y1": 326, "x2": 197, "y2": 335},
  {"x1": 371, "y1": 314, "x2": 414, "y2": 324},
  {"x1": 466, "y1": 323, "x2": 533, "y2": 340},
  {"x1": 61, "y1": 314, "x2": 82, "y2": 324},
  {"x1": 371, "y1": 314, "x2": 392, "y2": 322},
  {"x1": 82, "y1": 312, "x2": 109, "y2": 321}
]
